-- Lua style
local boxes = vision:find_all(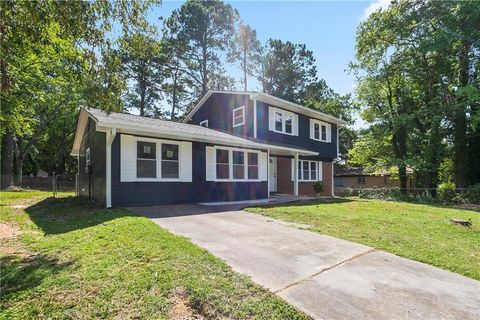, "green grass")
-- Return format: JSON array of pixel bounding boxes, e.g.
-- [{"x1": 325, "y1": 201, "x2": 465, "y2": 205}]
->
[
  {"x1": 0, "y1": 192, "x2": 307, "y2": 319},
  {"x1": 246, "y1": 197, "x2": 480, "y2": 280}
]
